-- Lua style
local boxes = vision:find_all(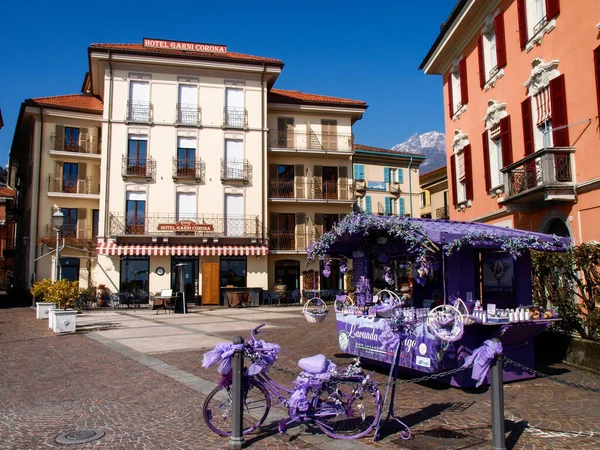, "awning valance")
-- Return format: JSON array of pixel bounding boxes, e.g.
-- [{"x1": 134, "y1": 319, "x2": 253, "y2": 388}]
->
[{"x1": 97, "y1": 242, "x2": 268, "y2": 256}]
